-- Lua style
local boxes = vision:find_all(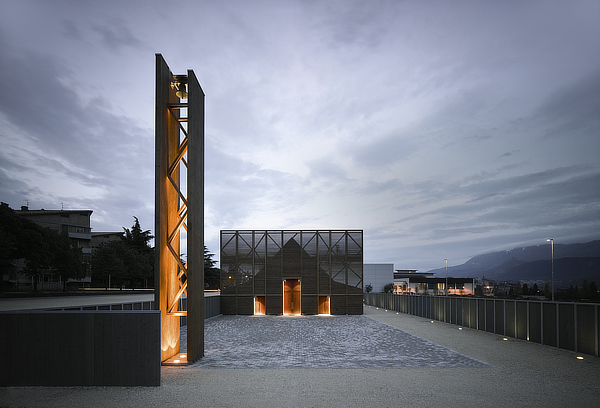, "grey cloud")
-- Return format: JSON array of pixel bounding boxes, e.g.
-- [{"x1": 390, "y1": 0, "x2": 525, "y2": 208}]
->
[
  {"x1": 0, "y1": 37, "x2": 153, "y2": 180},
  {"x1": 92, "y1": 18, "x2": 146, "y2": 51},
  {"x1": 535, "y1": 67, "x2": 600, "y2": 140},
  {"x1": 385, "y1": 166, "x2": 600, "y2": 240},
  {"x1": 306, "y1": 157, "x2": 351, "y2": 183},
  {"x1": 499, "y1": 150, "x2": 519, "y2": 159},
  {"x1": 310, "y1": 0, "x2": 397, "y2": 50},
  {"x1": 349, "y1": 131, "x2": 417, "y2": 169},
  {"x1": 206, "y1": 143, "x2": 309, "y2": 226},
  {"x1": 61, "y1": 19, "x2": 83, "y2": 41}
]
